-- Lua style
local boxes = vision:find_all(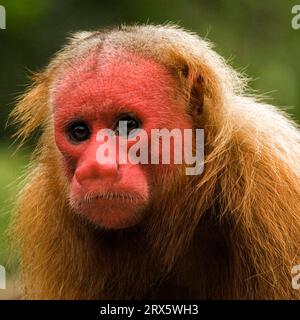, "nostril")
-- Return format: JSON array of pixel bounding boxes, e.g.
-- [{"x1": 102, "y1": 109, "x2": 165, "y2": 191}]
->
[
  {"x1": 74, "y1": 165, "x2": 94, "y2": 186},
  {"x1": 75, "y1": 161, "x2": 118, "y2": 185}
]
